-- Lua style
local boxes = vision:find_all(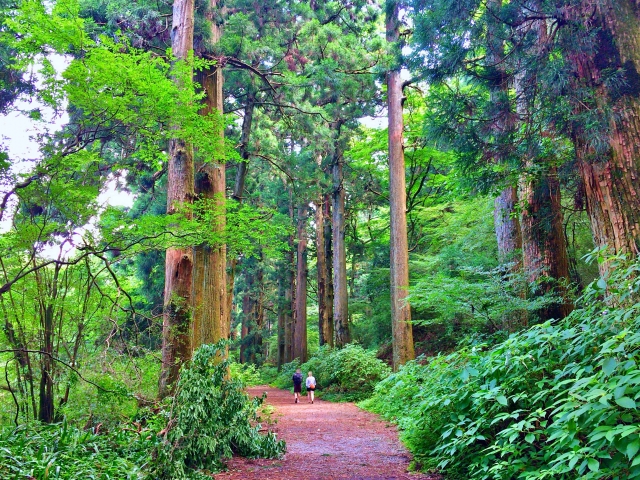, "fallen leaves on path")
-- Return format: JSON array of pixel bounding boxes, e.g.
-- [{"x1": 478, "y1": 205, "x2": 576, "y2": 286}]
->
[{"x1": 215, "y1": 386, "x2": 441, "y2": 480}]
